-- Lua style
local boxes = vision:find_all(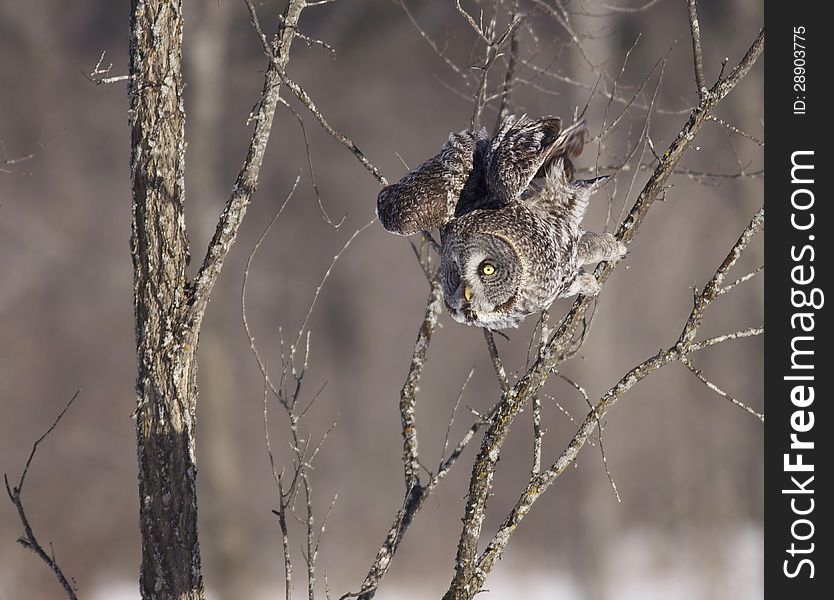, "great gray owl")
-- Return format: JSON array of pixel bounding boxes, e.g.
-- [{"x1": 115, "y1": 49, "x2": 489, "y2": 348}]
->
[{"x1": 377, "y1": 114, "x2": 625, "y2": 329}]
